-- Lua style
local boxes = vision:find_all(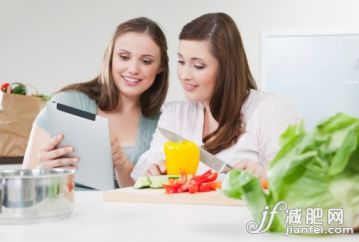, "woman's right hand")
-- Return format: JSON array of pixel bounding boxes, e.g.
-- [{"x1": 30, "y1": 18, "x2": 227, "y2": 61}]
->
[
  {"x1": 37, "y1": 134, "x2": 79, "y2": 169},
  {"x1": 145, "y1": 160, "x2": 167, "y2": 176},
  {"x1": 232, "y1": 159, "x2": 267, "y2": 180}
]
